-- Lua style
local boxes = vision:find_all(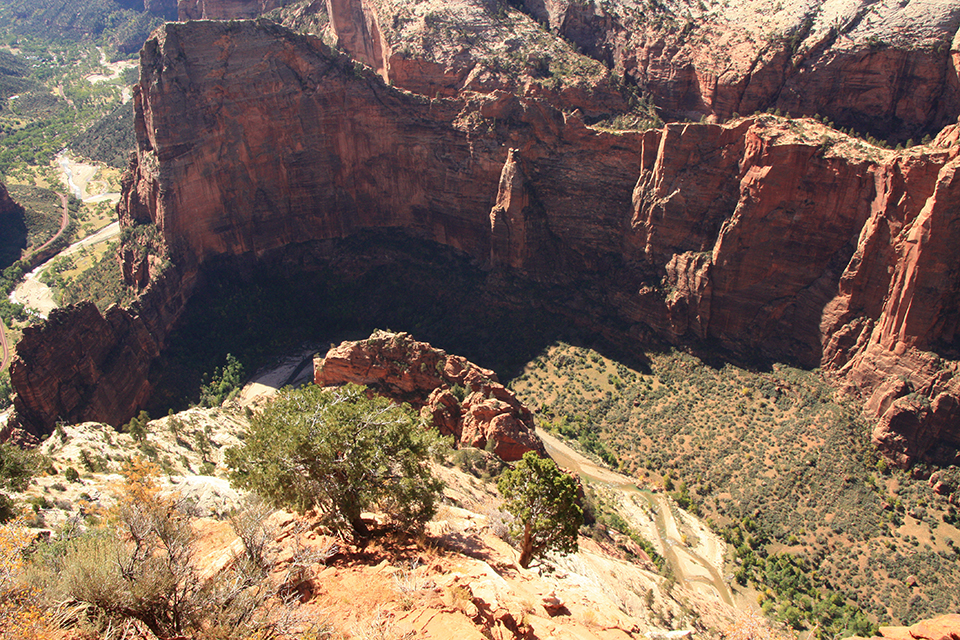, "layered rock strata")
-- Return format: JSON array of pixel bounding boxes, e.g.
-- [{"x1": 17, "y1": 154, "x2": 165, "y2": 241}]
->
[
  {"x1": 518, "y1": 0, "x2": 960, "y2": 142},
  {"x1": 268, "y1": 0, "x2": 960, "y2": 143},
  {"x1": 13, "y1": 18, "x2": 960, "y2": 469},
  {"x1": 315, "y1": 331, "x2": 546, "y2": 461},
  {"x1": 10, "y1": 265, "x2": 195, "y2": 435}
]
